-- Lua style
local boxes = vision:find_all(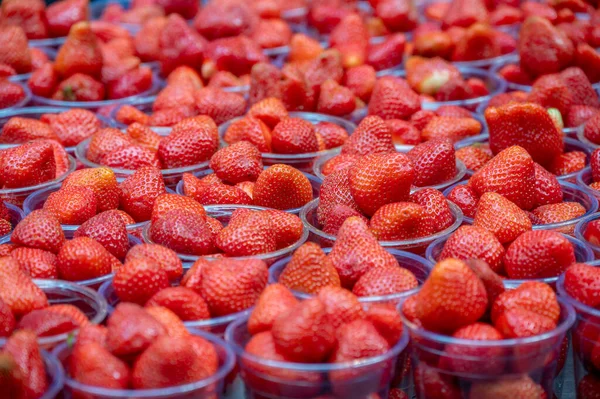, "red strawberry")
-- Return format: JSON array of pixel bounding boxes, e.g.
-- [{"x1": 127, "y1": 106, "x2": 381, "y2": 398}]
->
[
  {"x1": 54, "y1": 22, "x2": 103, "y2": 80},
  {"x1": 0, "y1": 257, "x2": 48, "y2": 318},
  {"x1": 495, "y1": 307, "x2": 557, "y2": 338},
  {"x1": 0, "y1": 25, "x2": 31, "y2": 74},
  {"x1": 503, "y1": 230, "x2": 576, "y2": 279},
  {"x1": 344, "y1": 64, "x2": 376, "y2": 102},
  {"x1": 456, "y1": 145, "x2": 492, "y2": 172},
  {"x1": 370, "y1": 202, "x2": 435, "y2": 240},
  {"x1": 43, "y1": 186, "x2": 97, "y2": 225},
  {"x1": 421, "y1": 116, "x2": 482, "y2": 142},
  {"x1": 328, "y1": 216, "x2": 400, "y2": 288},
  {"x1": 464, "y1": 258, "x2": 505, "y2": 308},
  {"x1": 329, "y1": 14, "x2": 369, "y2": 68},
  {"x1": 48, "y1": 108, "x2": 101, "y2": 147},
  {"x1": 322, "y1": 204, "x2": 367, "y2": 237},
  {"x1": 145, "y1": 287, "x2": 210, "y2": 321},
  {"x1": 0, "y1": 297, "x2": 15, "y2": 337},
  {"x1": 11, "y1": 210, "x2": 65, "y2": 253},
  {"x1": 317, "y1": 286, "x2": 365, "y2": 330},
  {"x1": 199, "y1": 258, "x2": 268, "y2": 316},
  {"x1": 151, "y1": 193, "x2": 206, "y2": 223},
  {"x1": 86, "y1": 128, "x2": 132, "y2": 163},
  {"x1": 119, "y1": 166, "x2": 166, "y2": 222},
  {"x1": 575, "y1": 43, "x2": 600, "y2": 84},
  {"x1": 548, "y1": 151, "x2": 587, "y2": 177},
  {"x1": 45, "y1": 0, "x2": 88, "y2": 37},
  {"x1": 106, "y1": 66, "x2": 153, "y2": 100},
  {"x1": 279, "y1": 242, "x2": 341, "y2": 294},
  {"x1": 442, "y1": 0, "x2": 488, "y2": 28},
  {"x1": 0, "y1": 83, "x2": 26, "y2": 118},
  {"x1": 532, "y1": 202, "x2": 586, "y2": 226},
  {"x1": 566, "y1": 105, "x2": 599, "y2": 128},
  {"x1": 17, "y1": 308, "x2": 80, "y2": 337},
  {"x1": 75, "y1": 210, "x2": 129, "y2": 260},
  {"x1": 446, "y1": 184, "x2": 479, "y2": 218},
  {"x1": 528, "y1": 74, "x2": 574, "y2": 118},
  {"x1": 288, "y1": 33, "x2": 324, "y2": 63},
  {"x1": 314, "y1": 122, "x2": 349, "y2": 150},
  {"x1": 321, "y1": 154, "x2": 361, "y2": 177},
  {"x1": 410, "y1": 188, "x2": 454, "y2": 231},
  {"x1": 469, "y1": 145, "x2": 536, "y2": 210},
  {"x1": 270, "y1": 118, "x2": 319, "y2": 154},
  {"x1": 518, "y1": 16, "x2": 574, "y2": 78},
  {"x1": 263, "y1": 210, "x2": 303, "y2": 249},
  {"x1": 57, "y1": 236, "x2": 119, "y2": 281},
  {"x1": 367, "y1": 33, "x2": 406, "y2": 71},
  {"x1": 368, "y1": 76, "x2": 421, "y2": 120},
  {"x1": 317, "y1": 79, "x2": 356, "y2": 116},
  {"x1": 564, "y1": 263, "x2": 600, "y2": 308},
  {"x1": 194, "y1": 88, "x2": 246, "y2": 125},
  {"x1": 158, "y1": 14, "x2": 206, "y2": 75},
  {"x1": 69, "y1": 341, "x2": 131, "y2": 390},
  {"x1": 533, "y1": 162, "x2": 563, "y2": 208},
  {"x1": 470, "y1": 375, "x2": 545, "y2": 398},
  {"x1": 560, "y1": 66, "x2": 600, "y2": 108},
  {"x1": 492, "y1": 281, "x2": 560, "y2": 326},
  {"x1": 100, "y1": 144, "x2": 161, "y2": 170},
  {"x1": 50, "y1": 73, "x2": 102, "y2": 102},
  {"x1": 150, "y1": 209, "x2": 215, "y2": 255},
  {"x1": 209, "y1": 141, "x2": 262, "y2": 184},
  {"x1": 248, "y1": 64, "x2": 282, "y2": 107},
  {"x1": 105, "y1": 302, "x2": 166, "y2": 356},
  {"x1": 248, "y1": 283, "x2": 299, "y2": 334},
  {"x1": 473, "y1": 192, "x2": 533, "y2": 244},
  {"x1": 386, "y1": 119, "x2": 421, "y2": 145},
  {"x1": 585, "y1": 113, "x2": 600, "y2": 145},
  {"x1": 440, "y1": 226, "x2": 505, "y2": 274},
  {"x1": 223, "y1": 116, "x2": 272, "y2": 153},
  {"x1": 435, "y1": 77, "x2": 474, "y2": 102},
  {"x1": 353, "y1": 263, "x2": 418, "y2": 297},
  {"x1": 115, "y1": 104, "x2": 150, "y2": 126},
  {"x1": 247, "y1": 97, "x2": 288, "y2": 129},
  {"x1": 113, "y1": 256, "x2": 169, "y2": 305},
  {"x1": 215, "y1": 209, "x2": 276, "y2": 256},
  {"x1": 63, "y1": 167, "x2": 120, "y2": 213},
  {"x1": 192, "y1": 179, "x2": 253, "y2": 206},
  {"x1": 125, "y1": 243, "x2": 182, "y2": 282},
  {"x1": 405, "y1": 57, "x2": 461, "y2": 96},
  {"x1": 127, "y1": 123, "x2": 161, "y2": 151},
  {"x1": 153, "y1": 84, "x2": 195, "y2": 113},
  {"x1": 252, "y1": 164, "x2": 314, "y2": 210},
  {"x1": 0, "y1": 141, "x2": 56, "y2": 188},
  {"x1": 341, "y1": 115, "x2": 395, "y2": 156},
  {"x1": 330, "y1": 318, "x2": 389, "y2": 363},
  {"x1": 317, "y1": 167, "x2": 362, "y2": 225},
  {"x1": 203, "y1": 35, "x2": 266, "y2": 78},
  {"x1": 0, "y1": 117, "x2": 57, "y2": 145},
  {"x1": 157, "y1": 116, "x2": 219, "y2": 169},
  {"x1": 3, "y1": 330, "x2": 48, "y2": 398},
  {"x1": 407, "y1": 138, "x2": 456, "y2": 187},
  {"x1": 451, "y1": 23, "x2": 501, "y2": 62}
]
